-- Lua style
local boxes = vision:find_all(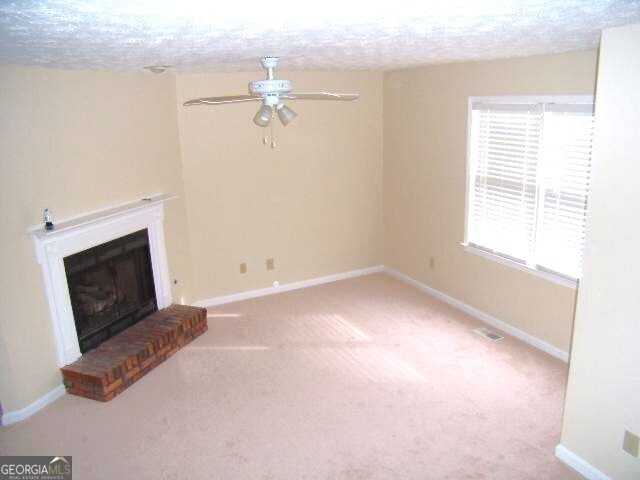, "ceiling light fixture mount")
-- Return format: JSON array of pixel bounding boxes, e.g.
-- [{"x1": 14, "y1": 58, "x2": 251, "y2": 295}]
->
[{"x1": 144, "y1": 65, "x2": 172, "y2": 74}]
